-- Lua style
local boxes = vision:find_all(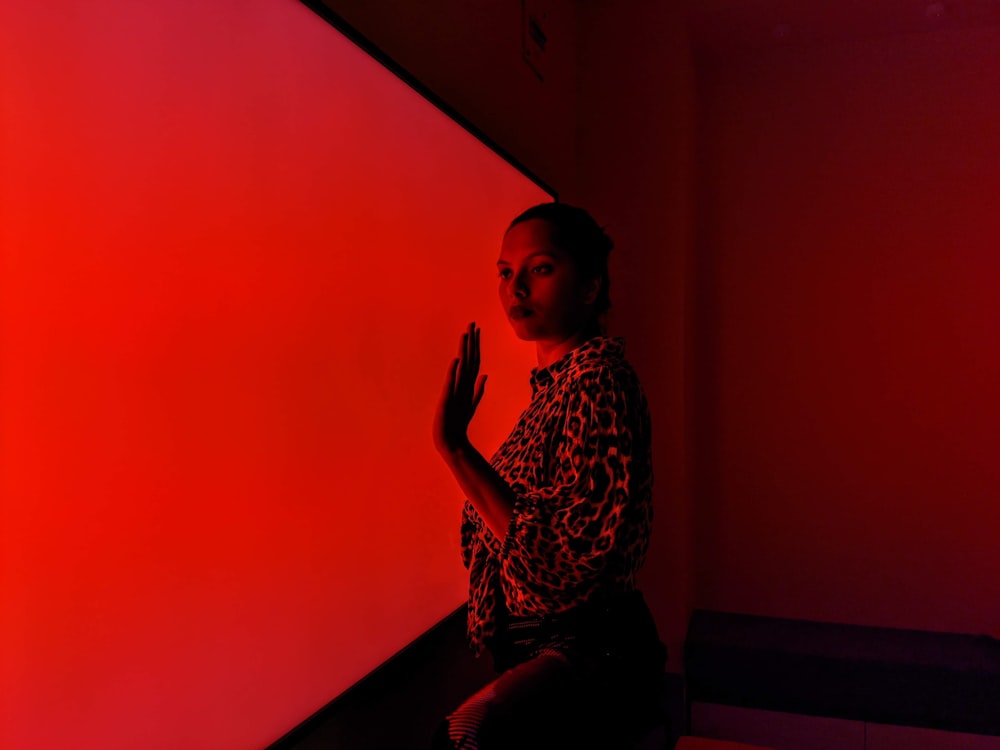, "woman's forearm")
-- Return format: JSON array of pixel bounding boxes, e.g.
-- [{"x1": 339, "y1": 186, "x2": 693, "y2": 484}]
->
[{"x1": 439, "y1": 439, "x2": 515, "y2": 540}]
